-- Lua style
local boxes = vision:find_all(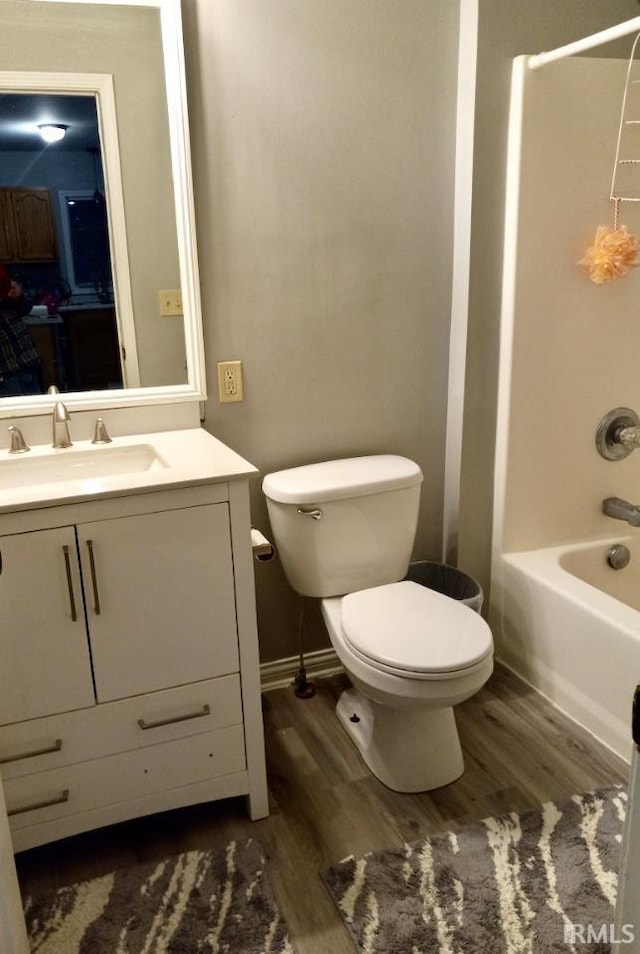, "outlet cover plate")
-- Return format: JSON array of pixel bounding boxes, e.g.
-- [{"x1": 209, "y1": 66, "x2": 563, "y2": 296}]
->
[{"x1": 217, "y1": 360, "x2": 244, "y2": 403}]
